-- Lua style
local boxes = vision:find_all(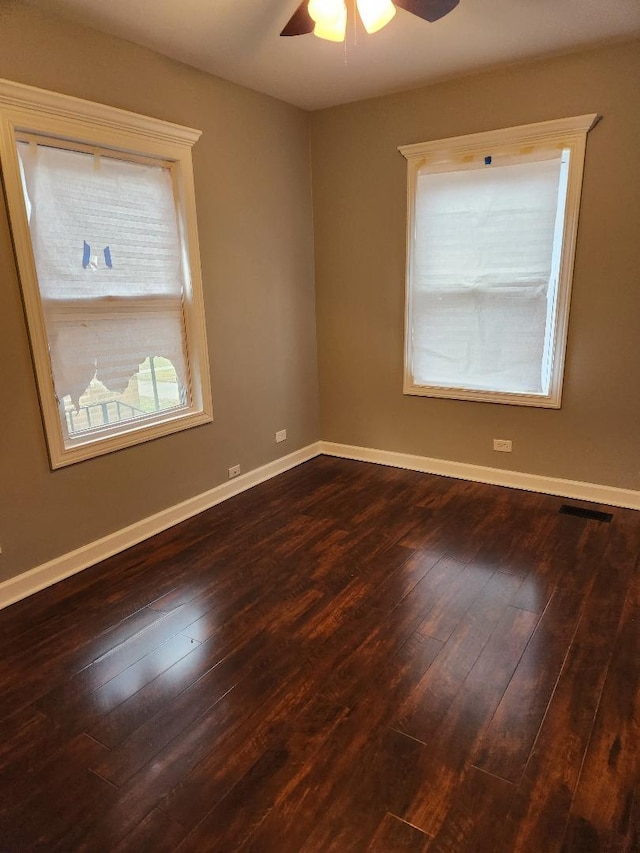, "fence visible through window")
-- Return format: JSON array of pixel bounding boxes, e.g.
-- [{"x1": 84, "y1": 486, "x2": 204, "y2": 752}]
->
[{"x1": 63, "y1": 356, "x2": 183, "y2": 435}]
